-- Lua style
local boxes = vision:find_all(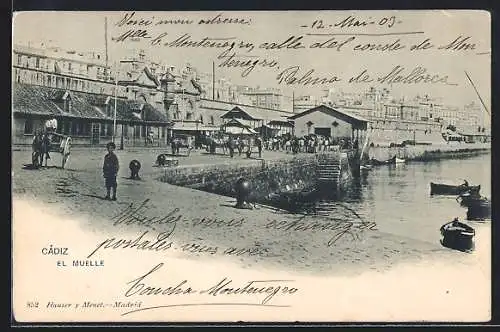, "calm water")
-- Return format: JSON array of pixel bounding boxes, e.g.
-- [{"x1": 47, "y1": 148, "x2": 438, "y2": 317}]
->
[{"x1": 310, "y1": 153, "x2": 491, "y2": 244}]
